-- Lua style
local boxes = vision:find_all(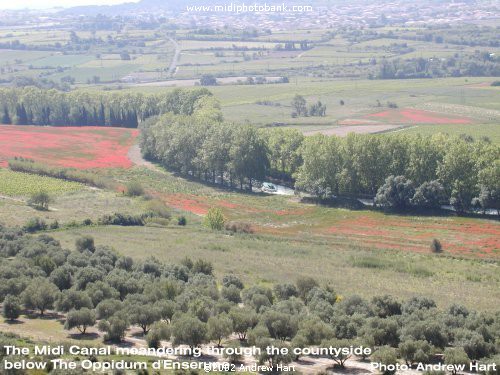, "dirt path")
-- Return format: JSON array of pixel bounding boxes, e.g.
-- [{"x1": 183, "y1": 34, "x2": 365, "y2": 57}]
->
[
  {"x1": 127, "y1": 144, "x2": 162, "y2": 172},
  {"x1": 167, "y1": 37, "x2": 181, "y2": 77},
  {"x1": 0, "y1": 194, "x2": 25, "y2": 203},
  {"x1": 302, "y1": 124, "x2": 403, "y2": 137}
]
